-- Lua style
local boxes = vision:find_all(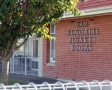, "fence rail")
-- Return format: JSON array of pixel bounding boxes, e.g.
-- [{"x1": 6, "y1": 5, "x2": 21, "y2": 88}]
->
[{"x1": 0, "y1": 80, "x2": 112, "y2": 90}]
